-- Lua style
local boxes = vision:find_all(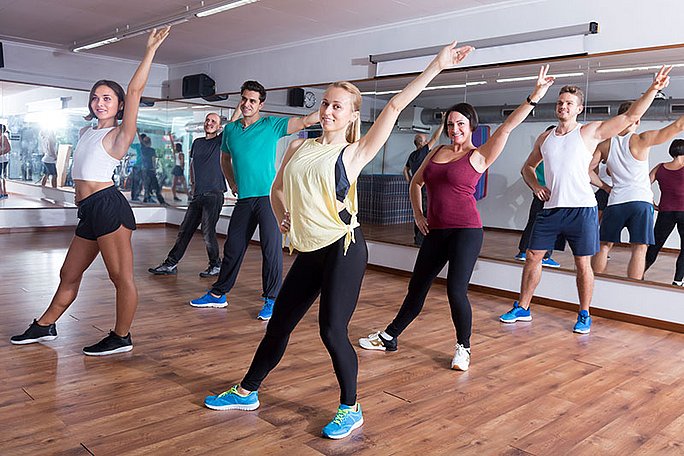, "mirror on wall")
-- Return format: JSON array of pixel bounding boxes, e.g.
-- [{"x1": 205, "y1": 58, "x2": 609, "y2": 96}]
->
[{"x1": 344, "y1": 47, "x2": 684, "y2": 288}]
